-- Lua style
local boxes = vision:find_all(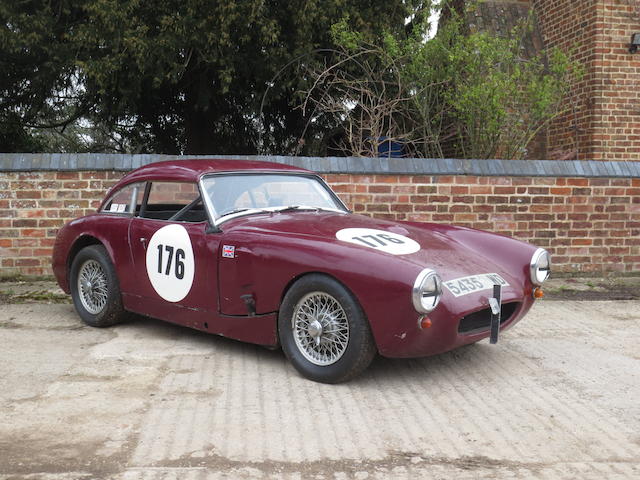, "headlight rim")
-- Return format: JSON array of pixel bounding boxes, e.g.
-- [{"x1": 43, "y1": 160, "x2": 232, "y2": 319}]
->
[
  {"x1": 412, "y1": 268, "x2": 443, "y2": 314},
  {"x1": 530, "y1": 248, "x2": 551, "y2": 286}
]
